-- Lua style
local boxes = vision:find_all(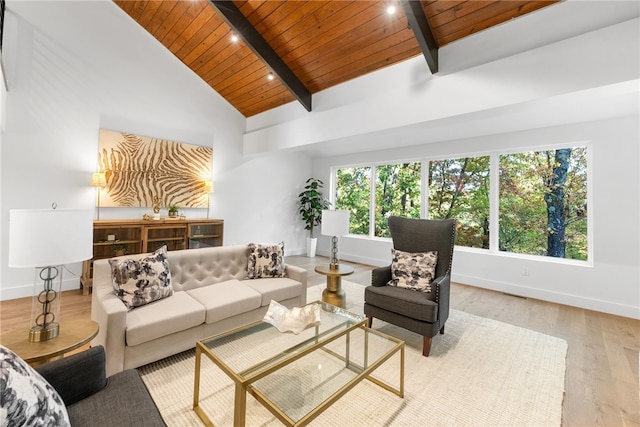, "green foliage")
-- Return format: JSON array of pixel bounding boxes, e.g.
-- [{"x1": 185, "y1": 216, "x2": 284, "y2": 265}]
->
[
  {"x1": 375, "y1": 163, "x2": 421, "y2": 237},
  {"x1": 429, "y1": 156, "x2": 490, "y2": 248},
  {"x1": 499, "y1": 148, "x2": 587, "y2": 260},
  {"x1": 298, "y1": 178, "x2": 330, "y2": 238},
  {"x1": 336, "y1": 167, "x2": 371, "y2": 235},
  {"x1": 333, "y1": 146, "x2": 588, "y2": 261}
]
